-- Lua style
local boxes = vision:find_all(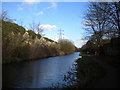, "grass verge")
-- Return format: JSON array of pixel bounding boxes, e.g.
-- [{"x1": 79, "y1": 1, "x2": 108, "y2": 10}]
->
[{"x1": 63, "y1": 56, "x2": 105, "y2": 88}]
